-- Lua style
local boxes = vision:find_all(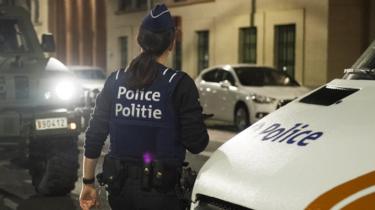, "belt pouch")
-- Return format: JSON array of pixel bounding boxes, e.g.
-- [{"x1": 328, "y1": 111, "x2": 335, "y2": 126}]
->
[
  {"x1": 152, "y1": 160, "x2": 179, "y2": 192},
  {"x1": 141, "y1": 162, "x2": 152, "y2": 191}
]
